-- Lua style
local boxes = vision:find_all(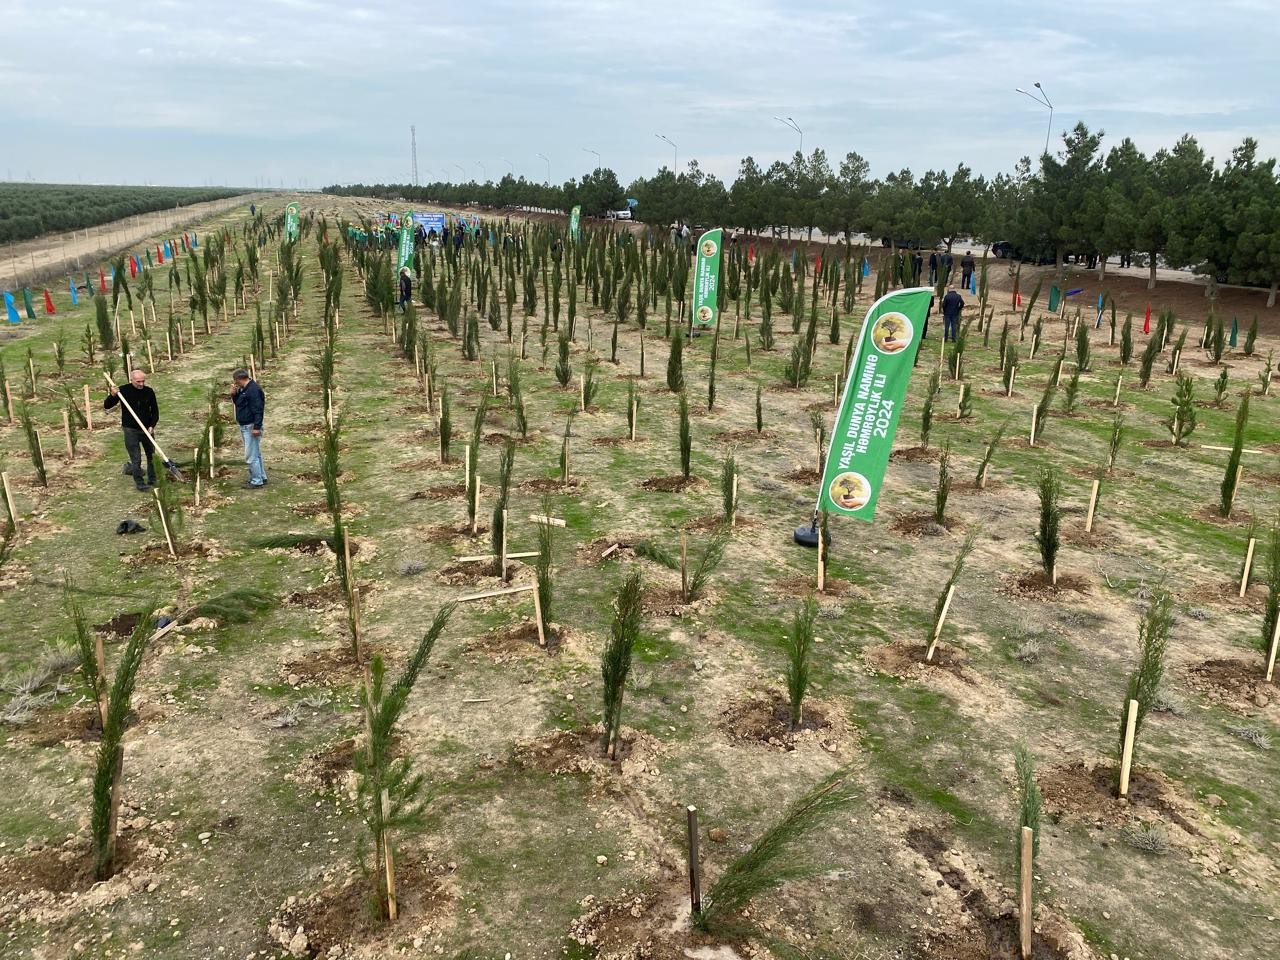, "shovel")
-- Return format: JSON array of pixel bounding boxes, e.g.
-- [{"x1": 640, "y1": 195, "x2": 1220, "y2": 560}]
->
[{"x1": 102, "y1": 373, "x2": 188, "y2": 482}]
